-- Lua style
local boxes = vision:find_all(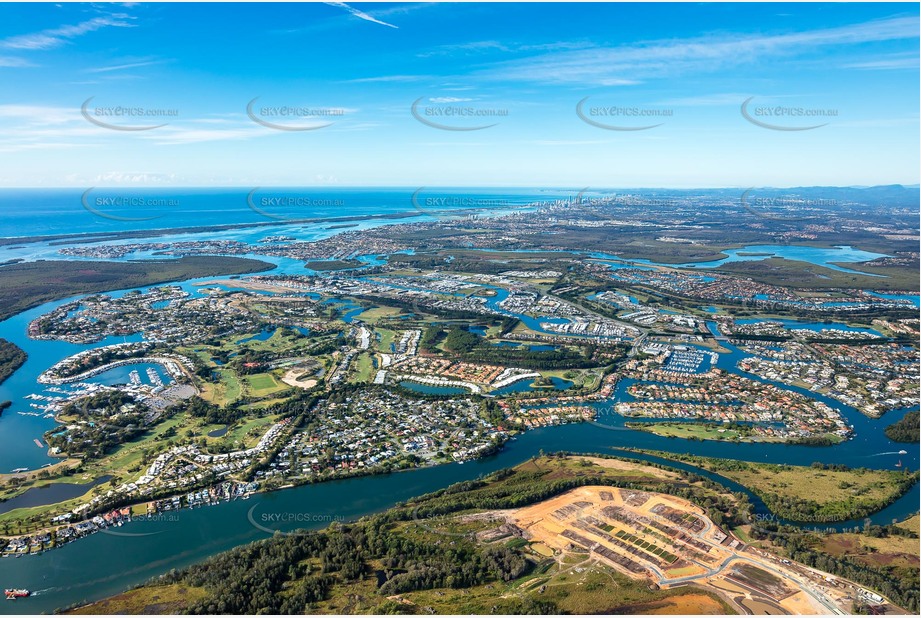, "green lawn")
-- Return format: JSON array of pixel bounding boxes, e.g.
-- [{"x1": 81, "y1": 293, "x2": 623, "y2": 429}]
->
[
  {"x1": 201, "y1": 369, "x2": 242, "y2": 406},
  {"x1": 375, "y1": 327, "x2": 396, "y2": 351},
  {"x1": 350, "y1": 353, "x2": 374, "y2": 384}
]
